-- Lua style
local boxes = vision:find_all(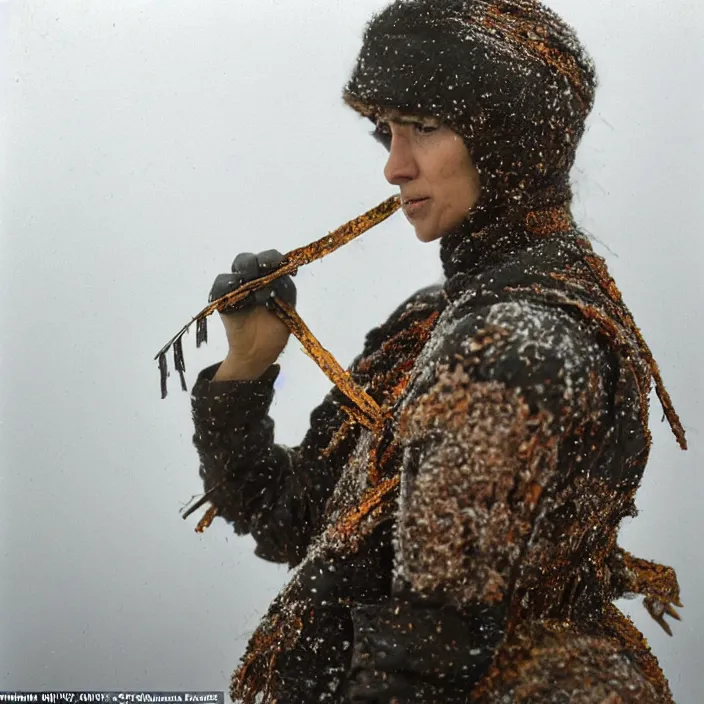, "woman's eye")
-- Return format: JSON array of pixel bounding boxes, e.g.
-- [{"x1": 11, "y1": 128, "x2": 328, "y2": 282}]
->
[{"x1": 368, "y1": 120, "x2": 438, "y2": 149}]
